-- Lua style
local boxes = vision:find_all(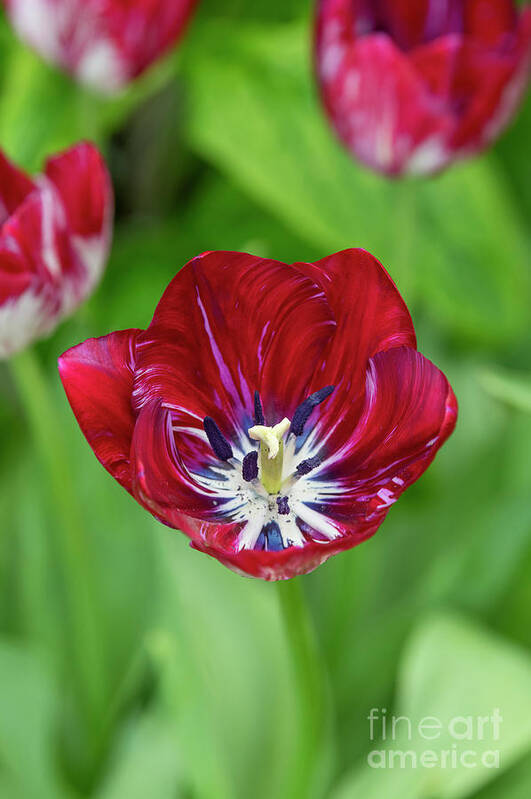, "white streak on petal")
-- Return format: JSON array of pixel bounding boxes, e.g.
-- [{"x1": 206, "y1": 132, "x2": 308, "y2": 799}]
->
[
  {"x1": 257, "y1": 320, "x2": 270, "y2": 367},
  {"x1": 196, "y1": 292, "x2": 249, "y2": 413},
  {"x1": 407, "y1": 137, "x2": 448, "y2": 176},
  {"x1": 0, "y1": 289, "x2": 55, "y2": 359},
  {"x1": 320, "y1": 42, "x2": 345, "y2": 81},
  {"x1": 72, "y1": 234, "x2": 108, "y2": 286},
  {"x1": 6, "y1": 0, "x2": 128, "y2": 93},
  {"x1": 376, "y1": 488, "x2": 395, "y2": 509},
  {"x1": 76, "y1": 39, "x2": 127, "y2": 93},
  {"x1": 38, "y1": 181, "x2": 63, "y2": 278},
  {"x1": 237, "y1": 506, "x2": 268, "y2": 551},
  {"x1": 277, "y1": 516, "x2": 305, "y2": 548},
  {"x1": 8, "y1": 0, "x2": 63, "y2": 63},
  {"x1": 171, "y1": 424, "x2": 208, "y2": 442},
  {"x1": 291, "y1": 500, "x2": 339, "y2": 541}
]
